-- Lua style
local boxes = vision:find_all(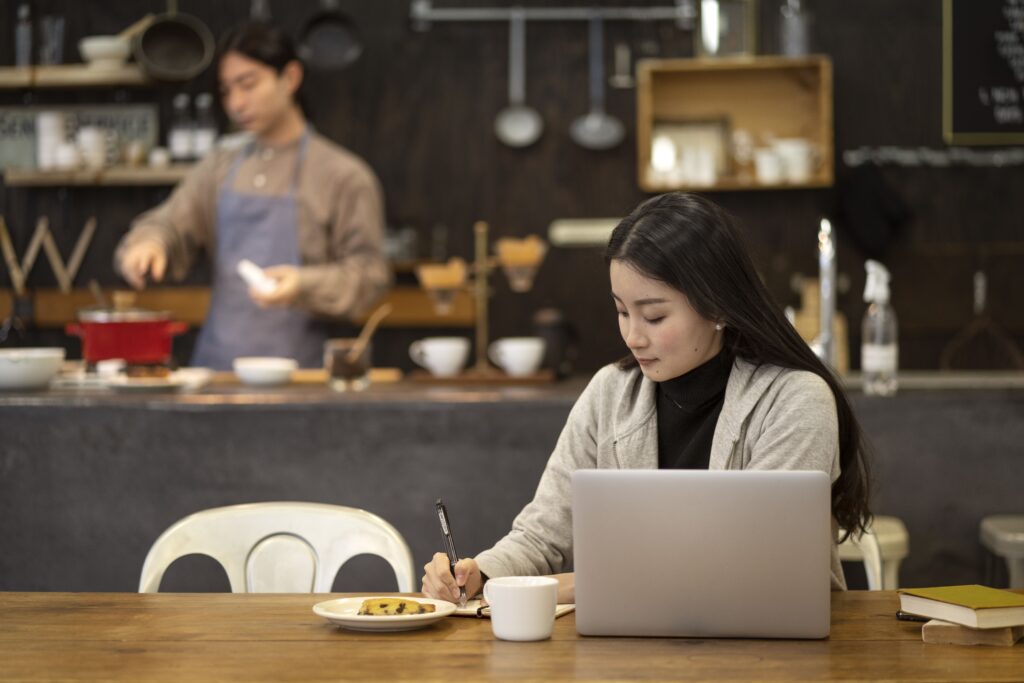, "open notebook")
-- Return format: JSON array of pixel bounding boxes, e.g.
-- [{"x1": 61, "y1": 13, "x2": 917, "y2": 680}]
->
[{"x1": 452, "y1": 599, "x2": 576, "y2": 619}]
